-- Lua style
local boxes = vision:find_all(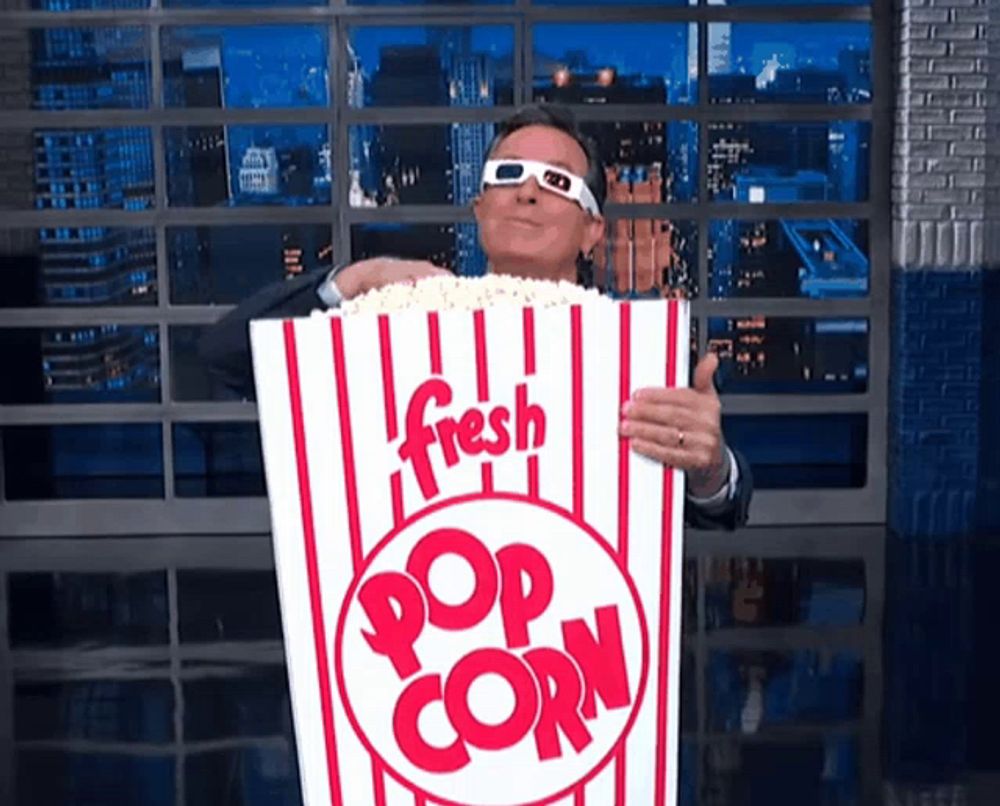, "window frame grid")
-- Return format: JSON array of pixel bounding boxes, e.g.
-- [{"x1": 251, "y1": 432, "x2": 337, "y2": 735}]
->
[{"x1": 0, "y1": 0, "x2": 889, "y2": 531}]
